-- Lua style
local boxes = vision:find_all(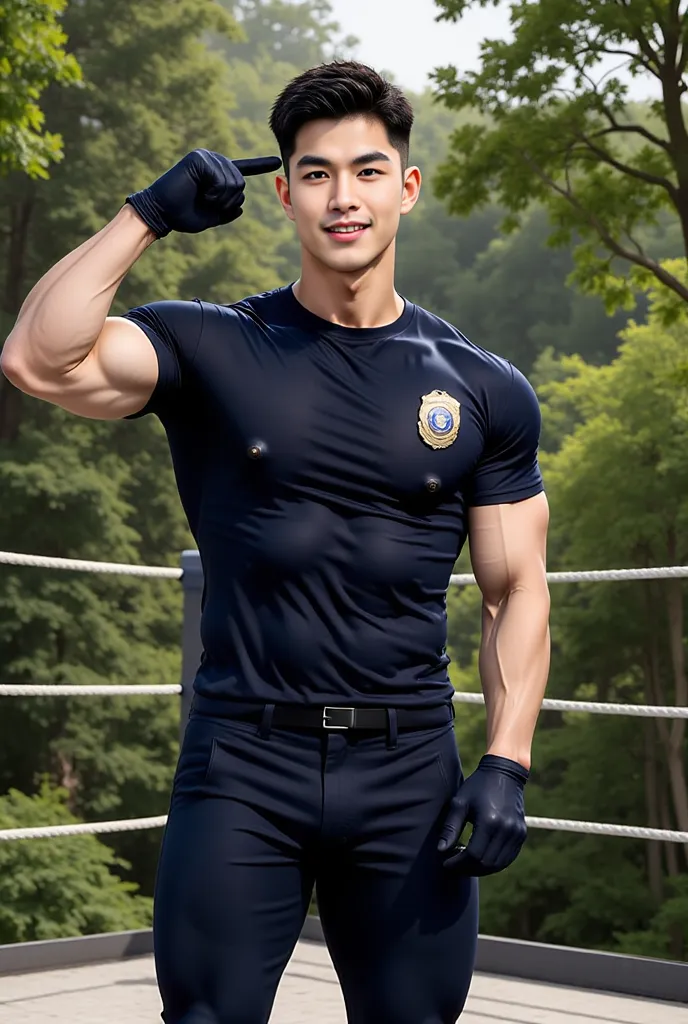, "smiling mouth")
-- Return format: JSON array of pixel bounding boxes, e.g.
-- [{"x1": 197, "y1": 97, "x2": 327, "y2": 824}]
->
[{"x1": 325, "y1": 224, "x2": 371, "y2": 238}]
